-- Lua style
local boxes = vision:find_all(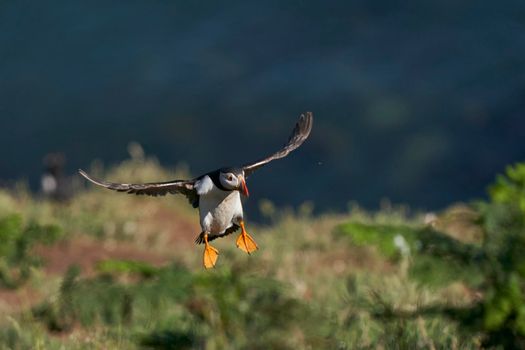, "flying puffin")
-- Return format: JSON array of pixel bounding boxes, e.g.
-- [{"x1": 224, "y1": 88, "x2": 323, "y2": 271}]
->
[{"x1": 79, "y1": 112, "x2": 313, "y2": 268}]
